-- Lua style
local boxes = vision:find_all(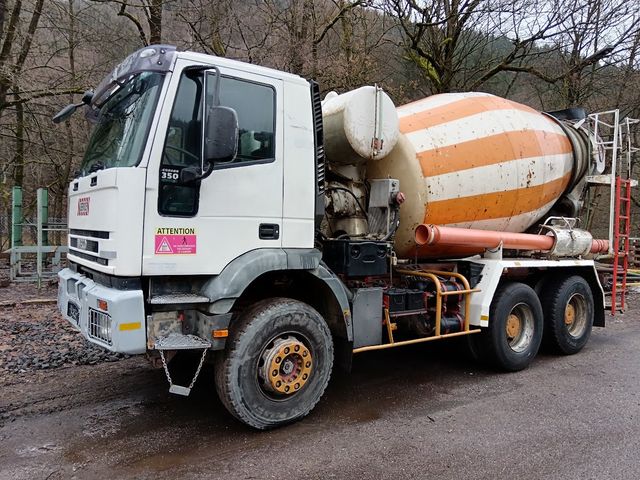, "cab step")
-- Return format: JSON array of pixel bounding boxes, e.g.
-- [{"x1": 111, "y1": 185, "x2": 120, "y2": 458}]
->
[
  {"x1": 155, "y1": 332, "x2": 211, "y2": 350},
  {"x1": 155, "y1": 333, "x2": 211, "y2": 397},
  {"x1": 149, "y1": 293, "x2": 210, "y2": 305}
]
